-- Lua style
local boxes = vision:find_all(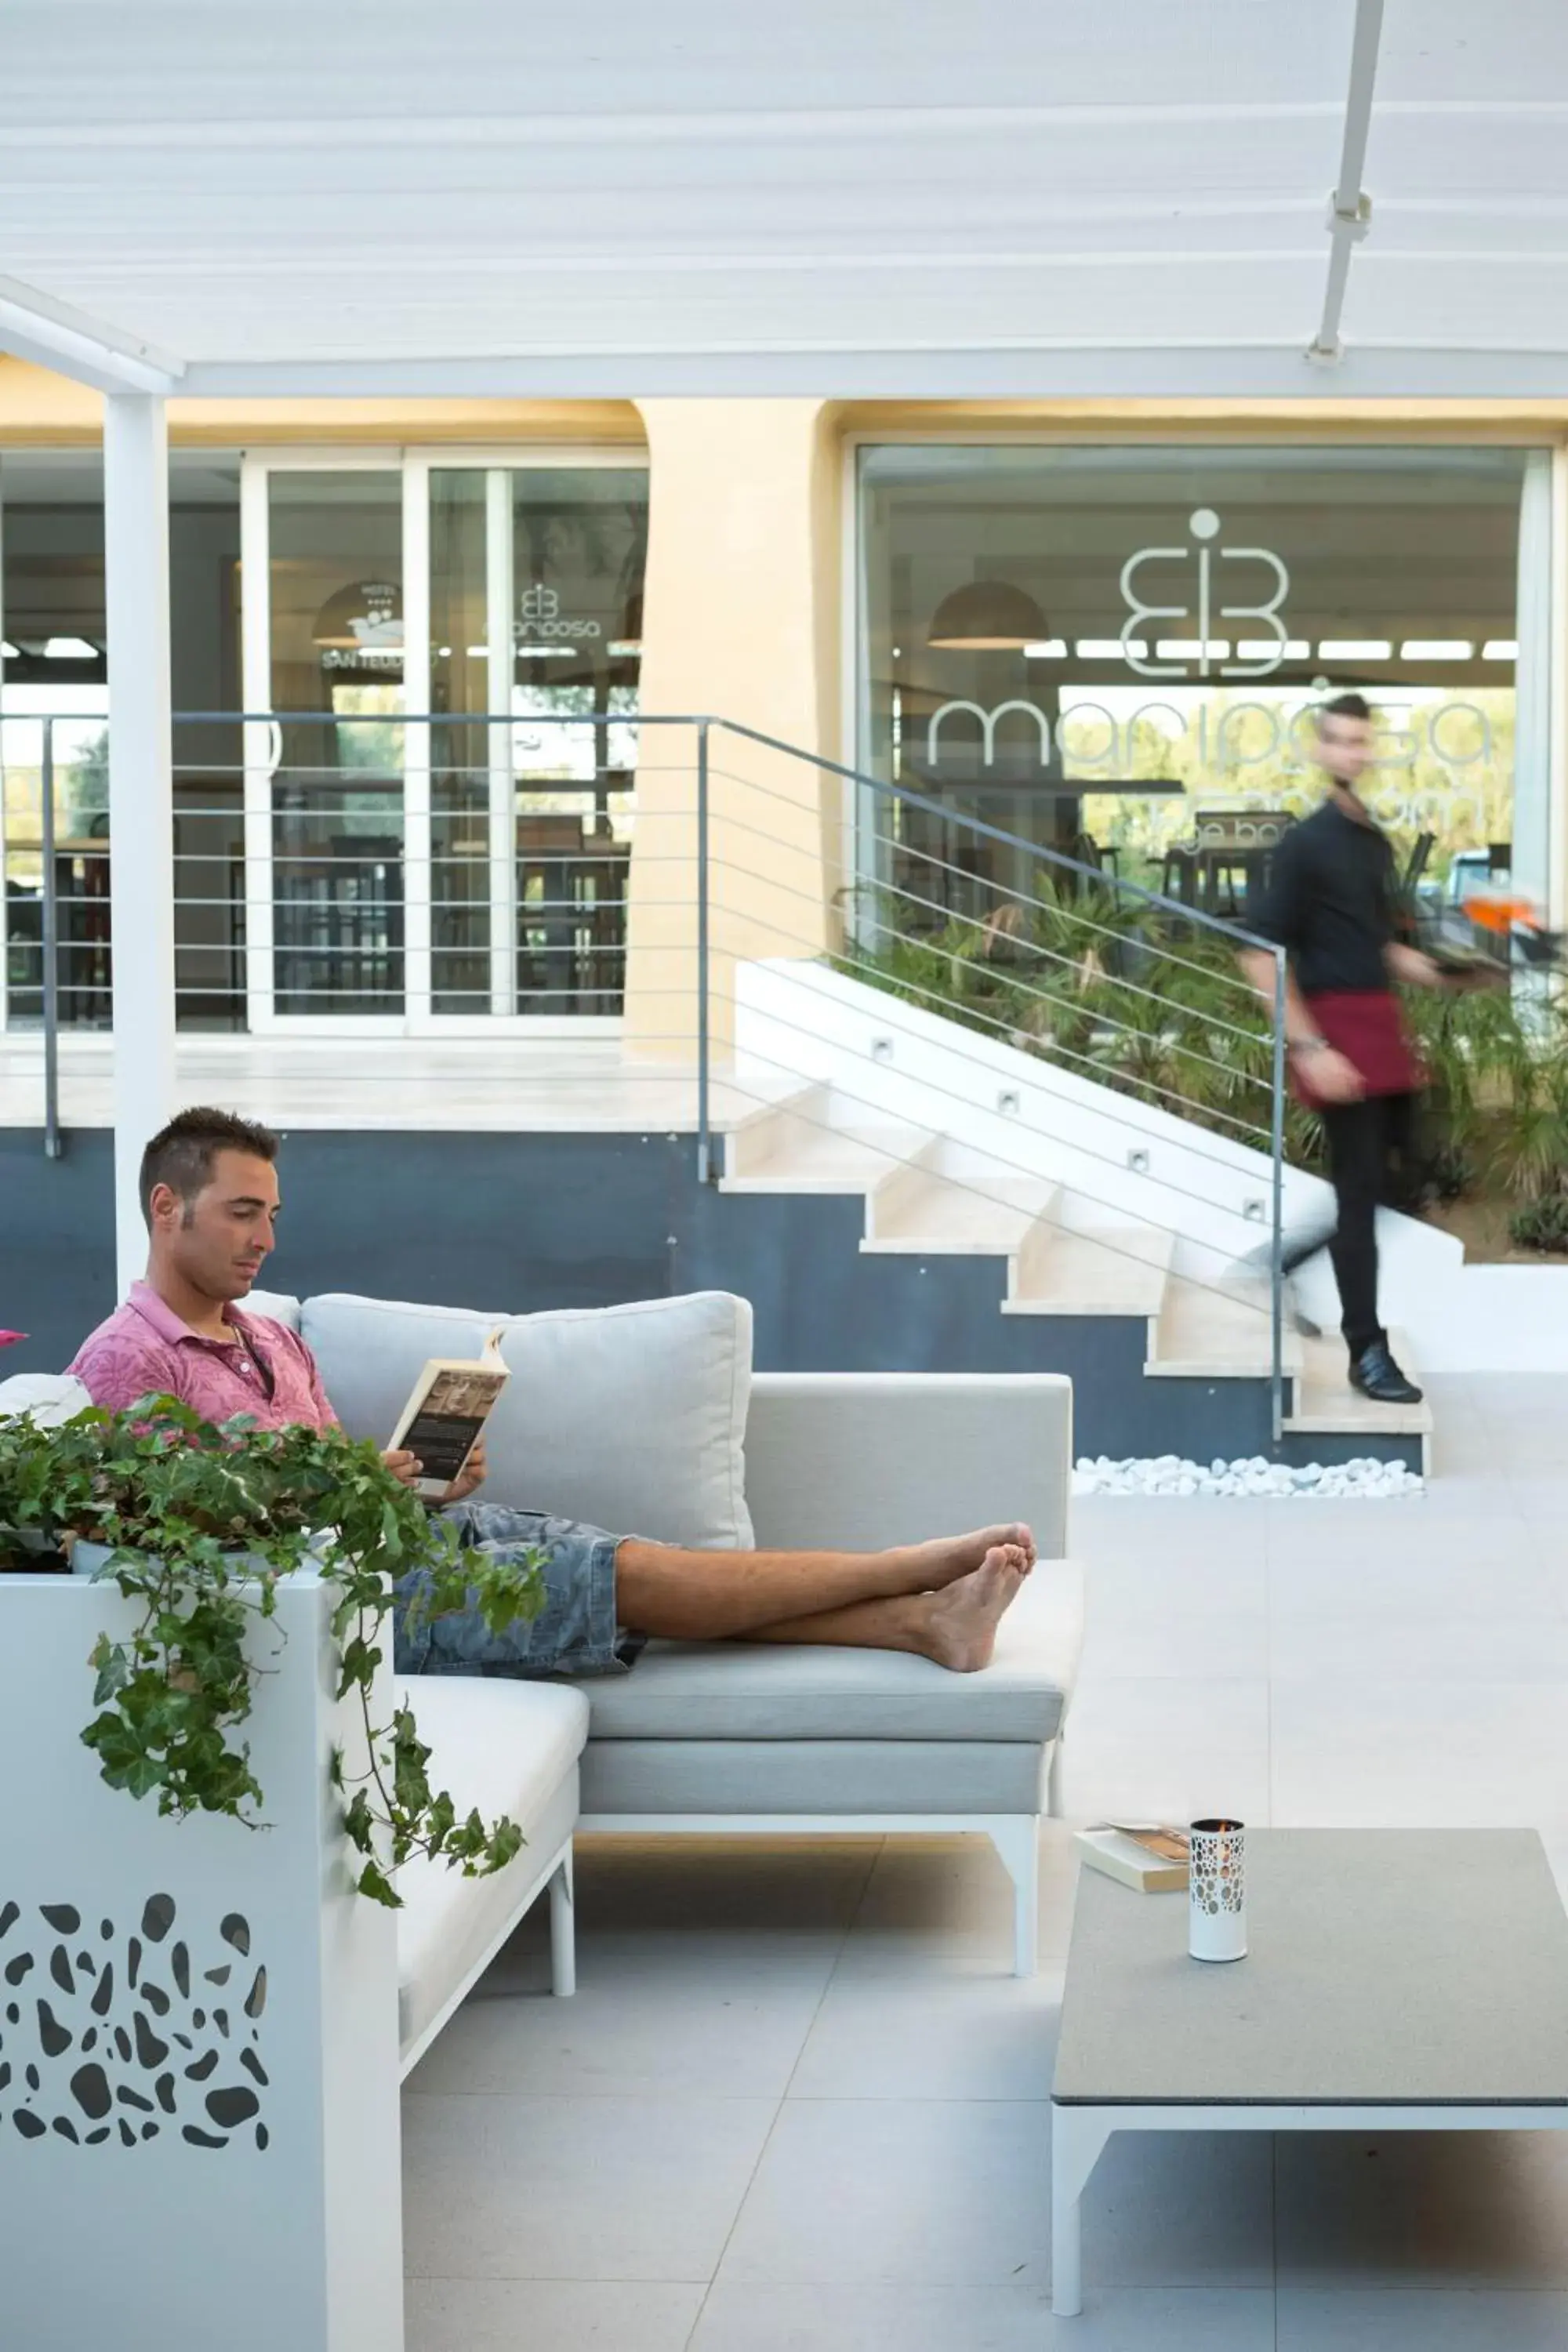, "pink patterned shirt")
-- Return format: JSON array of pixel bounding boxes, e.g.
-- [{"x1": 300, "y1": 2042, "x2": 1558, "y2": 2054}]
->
[{"x1": 68, "y1": 1281, "x2": 337, "y2": 1432}]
